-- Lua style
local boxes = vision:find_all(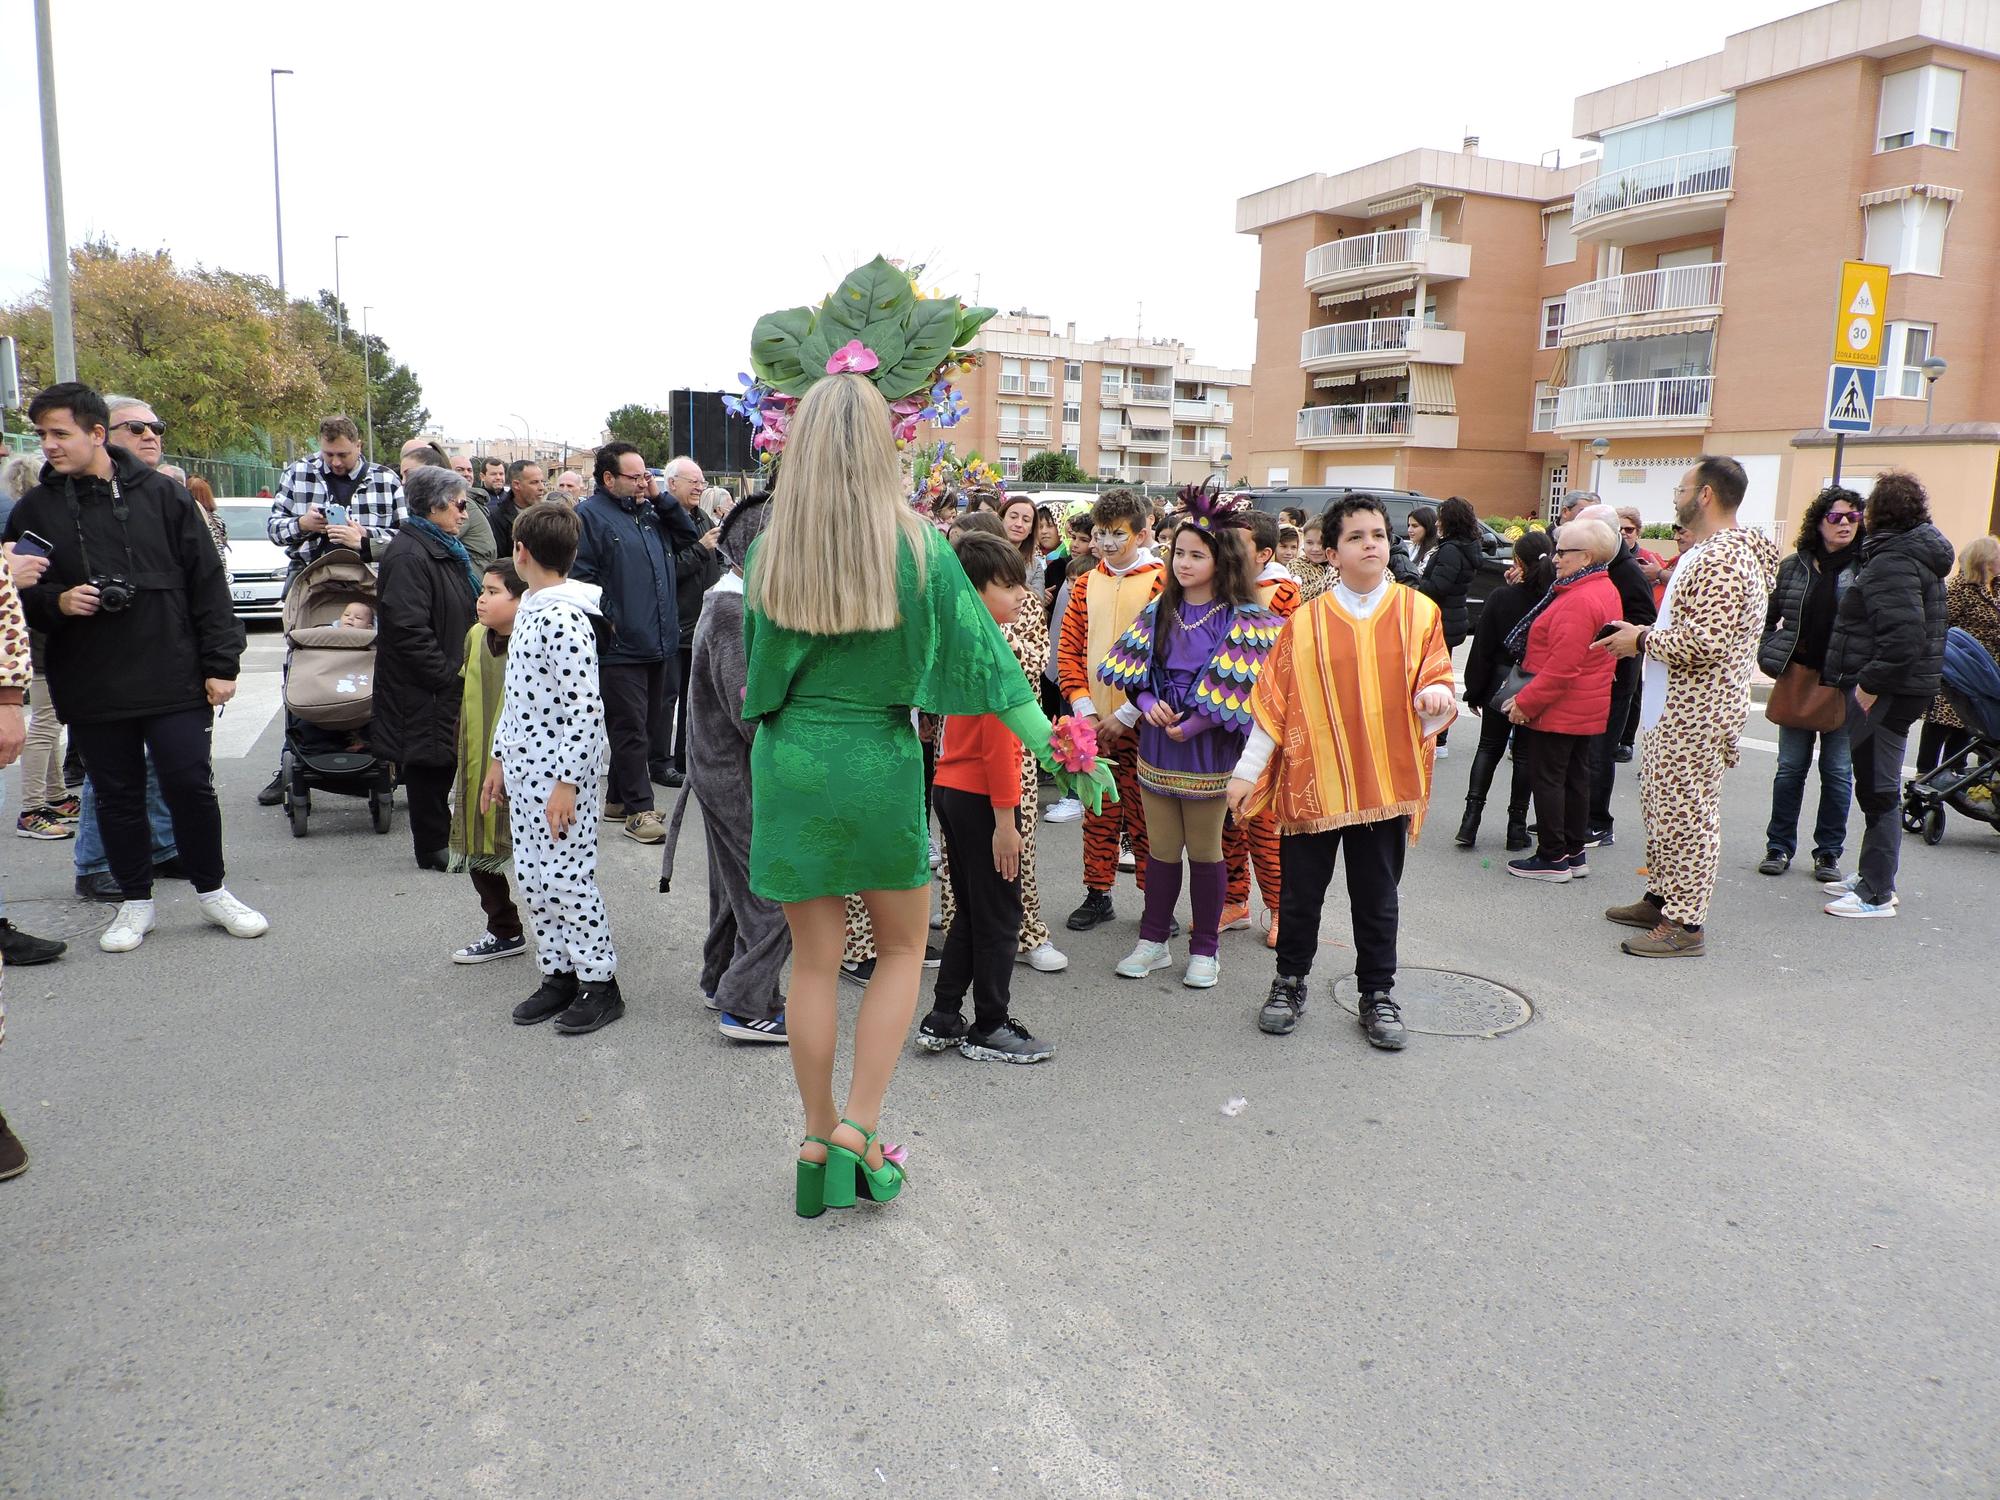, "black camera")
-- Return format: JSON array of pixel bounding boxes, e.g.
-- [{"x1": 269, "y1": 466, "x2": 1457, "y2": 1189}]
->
[{"x1": 92, "y1": 574, "x2": 135, "y2": 614}]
